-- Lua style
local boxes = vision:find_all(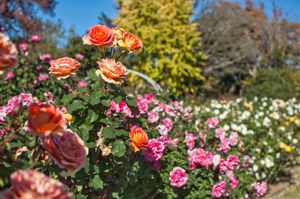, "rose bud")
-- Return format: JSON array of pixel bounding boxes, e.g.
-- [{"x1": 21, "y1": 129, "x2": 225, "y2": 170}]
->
[
  {"x1": 82, "y1": 25, "x2": 114, "y2": 48},
  {"x1": 43, "y1": 128, "x2": 89, "y2": 173},
  {"x1": 27, "y1": 103, "x2": 66, "y2": 136},
  {"x1": 0, "y1": 33, "x2": 18, "y2": 71},
  {"x1": 49, "y1": 57, "x2": 81, "y2": 79},
  {"x1": 96, "y1": 58, "x2": 127, "y2": 85},
  {"x1": 0, "y1": 170, "x2": 72, "y2": 199},
  {"x1": 121, "y1": 32, "x2": 143, "y2": 52},
  {"x1": 129, "y1": 126, "x2": 148, "y2": 152}
]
